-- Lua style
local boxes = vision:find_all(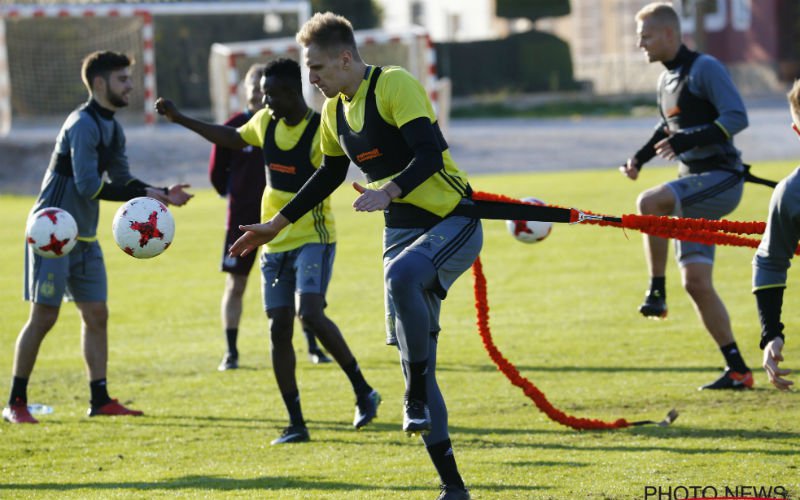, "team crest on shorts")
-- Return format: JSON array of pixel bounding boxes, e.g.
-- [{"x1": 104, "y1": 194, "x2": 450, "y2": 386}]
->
[{"x1": 40, "y1": 280, "x2": 55, "y2": 298}]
